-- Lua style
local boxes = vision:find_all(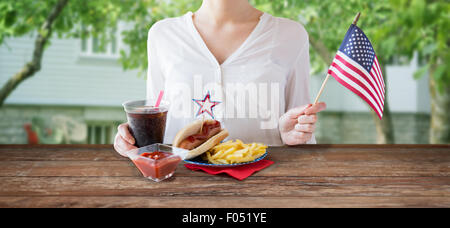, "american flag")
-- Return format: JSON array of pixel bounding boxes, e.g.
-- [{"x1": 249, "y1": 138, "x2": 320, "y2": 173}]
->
[{"x1": 328, "y1": 24, "x2": 385, "y2": 119}]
